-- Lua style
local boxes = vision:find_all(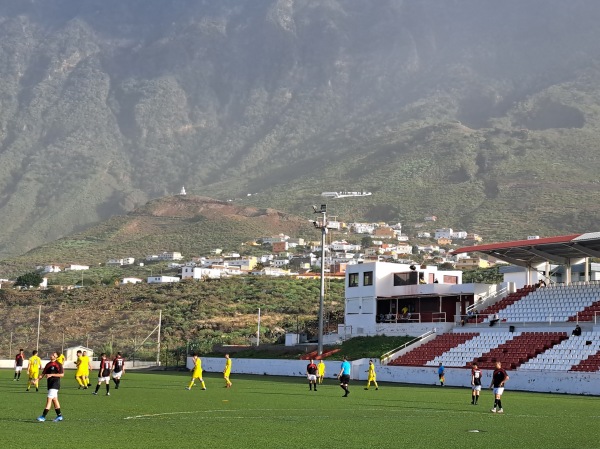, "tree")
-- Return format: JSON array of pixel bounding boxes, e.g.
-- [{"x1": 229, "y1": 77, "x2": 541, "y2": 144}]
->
[
  {"x1": 15, "y1": 272, "x2": 44, "y2": 288},
  {"x1": 361, "y1": 236, "x2": 373, "y2": 248}
]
